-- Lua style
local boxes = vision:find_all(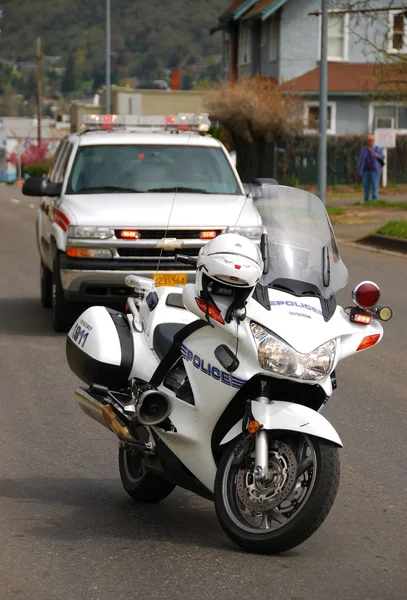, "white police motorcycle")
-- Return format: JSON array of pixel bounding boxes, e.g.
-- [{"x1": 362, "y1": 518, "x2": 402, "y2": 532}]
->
[{"x1": 66, "y1": 185, "x2": 392, "y2": 554}]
